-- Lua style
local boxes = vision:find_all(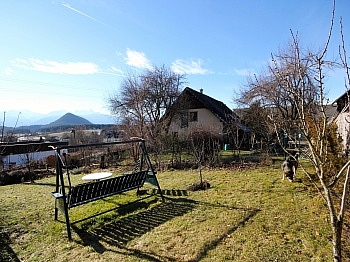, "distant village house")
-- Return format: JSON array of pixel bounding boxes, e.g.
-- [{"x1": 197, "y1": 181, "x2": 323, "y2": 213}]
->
[{"x1": 0, "y1": 140, "x2": 68, "y2": 170}]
